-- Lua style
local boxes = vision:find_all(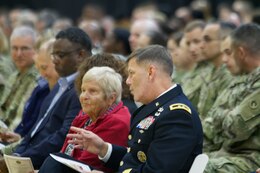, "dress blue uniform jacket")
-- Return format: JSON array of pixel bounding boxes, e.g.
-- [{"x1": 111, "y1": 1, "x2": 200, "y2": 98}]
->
[
  {"x1": 14, "y1": 82, "x2": 81, "y2": 169},
  {"x1": 106, "y1": 85, "x2": 203, "y2": 173}
]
